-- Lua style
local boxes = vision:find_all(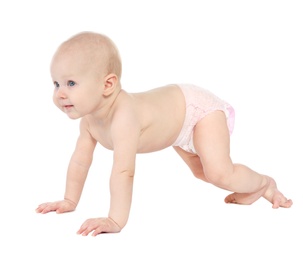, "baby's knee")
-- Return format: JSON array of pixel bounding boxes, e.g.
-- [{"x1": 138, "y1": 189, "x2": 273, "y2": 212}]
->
[{"x1": 191, "y1": 168, "x2": 209, "y2": 182}]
